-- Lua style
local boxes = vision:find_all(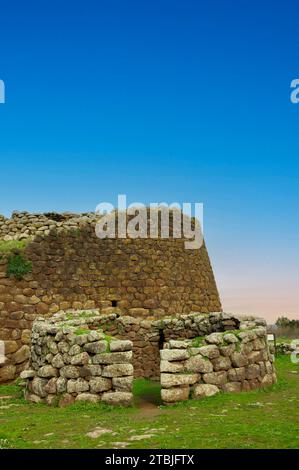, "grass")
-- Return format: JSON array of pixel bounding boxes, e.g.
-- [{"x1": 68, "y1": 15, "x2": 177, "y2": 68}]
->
[
  {"x1": 0, "y1": 239, "x2": 30, "y2": 254},
  {"x1": 0, "y1": 356, "x2": 298, "y2": 449}
]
